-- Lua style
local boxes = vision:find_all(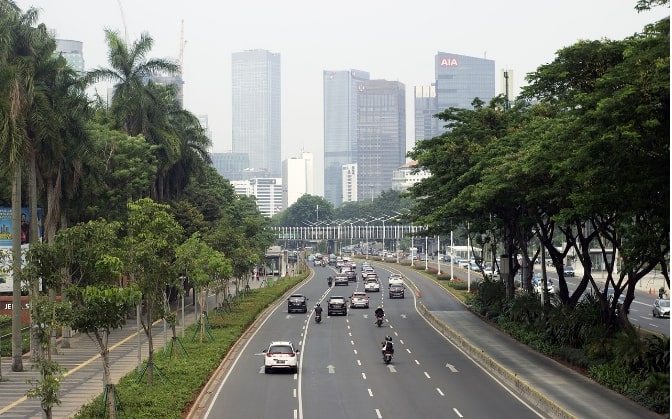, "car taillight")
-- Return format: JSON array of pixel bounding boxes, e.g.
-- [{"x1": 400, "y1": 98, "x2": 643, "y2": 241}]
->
[
  {"x1": 266, "y1": 353, "x2": 273, "y2": 357},
  {"x1": 288, "y1": 353, "x2": 295, "y2": 357}
]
